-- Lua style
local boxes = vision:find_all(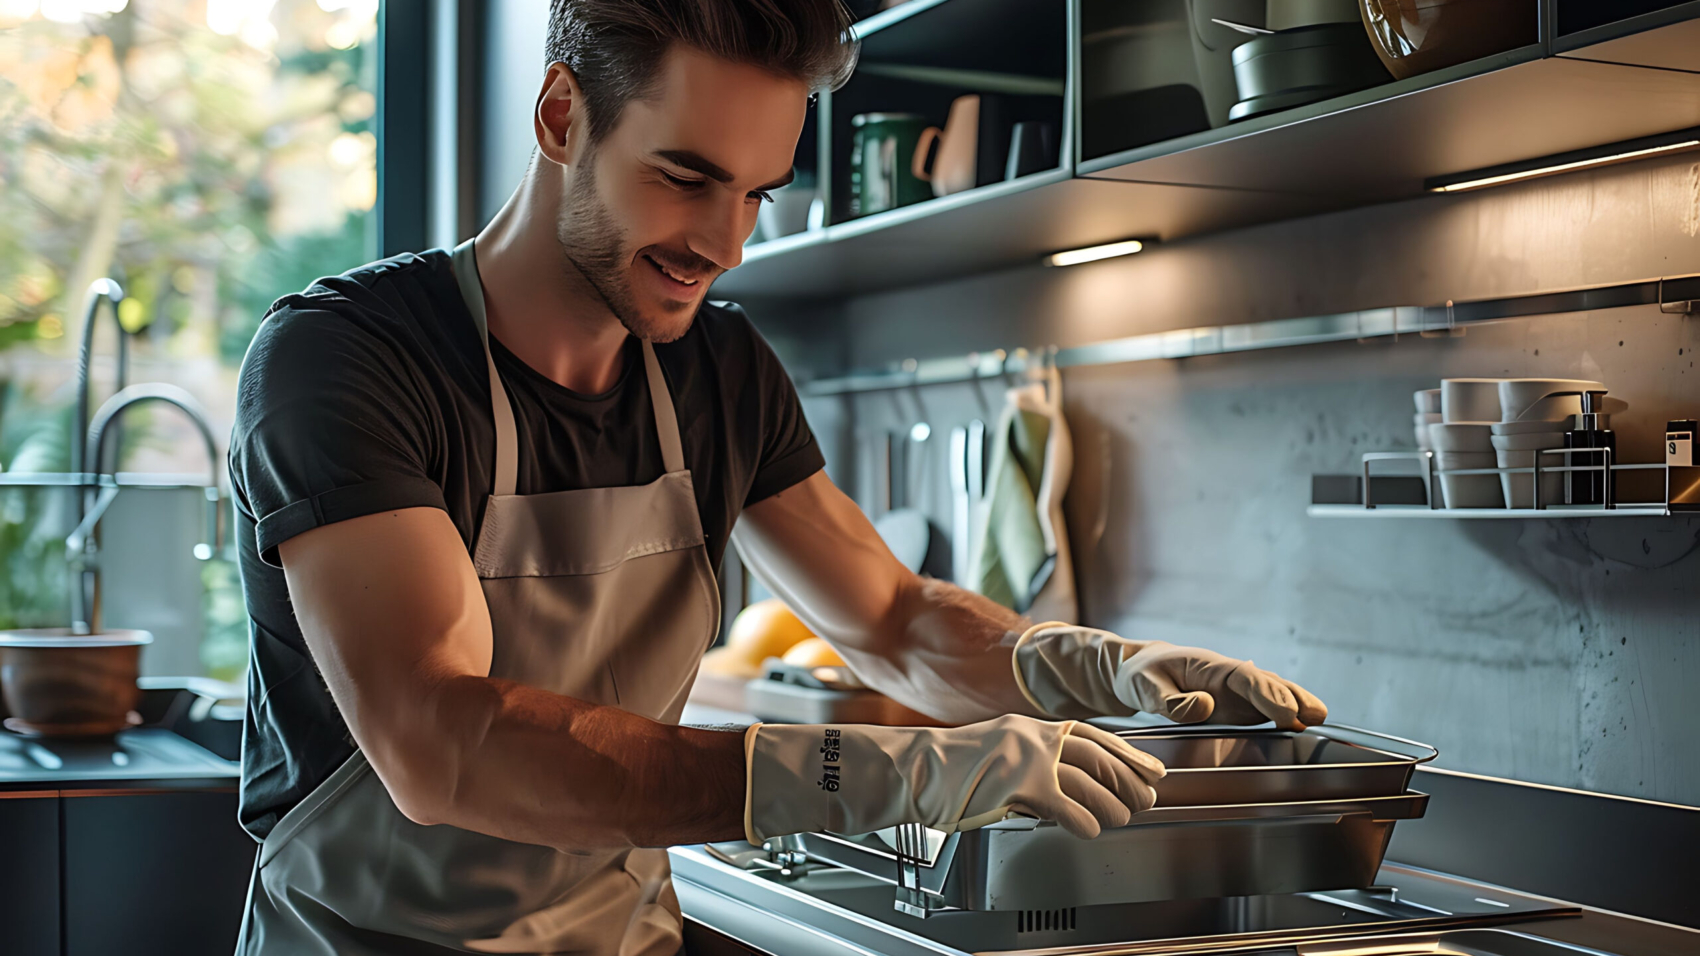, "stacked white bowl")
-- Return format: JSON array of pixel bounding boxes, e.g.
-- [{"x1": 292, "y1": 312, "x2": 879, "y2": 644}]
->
[
  {"x1": 1492, "y1": 379, "x2": 1620, "y2": 508},
  {"x1": 1429, "y1": 379, "x2": 1505, "y2": 508},
  {"x1": 1413, "y1": 389, "x2": 1441, "y2": 450}
]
